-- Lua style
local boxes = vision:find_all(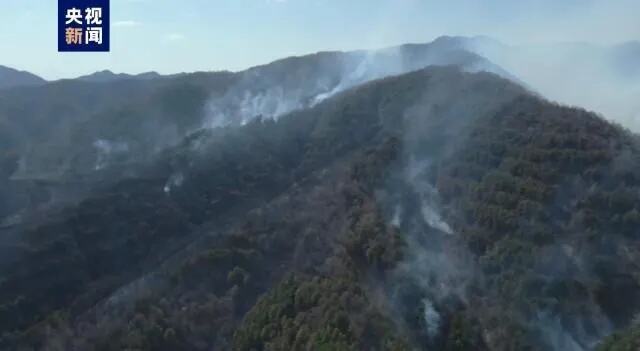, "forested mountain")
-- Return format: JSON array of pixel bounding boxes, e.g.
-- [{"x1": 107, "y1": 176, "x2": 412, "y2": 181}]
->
[
  {"x1": 0, "y1": 38, "x2": 504, "y2": 180},
  {"x1": 0, "y1": 37, "x2": 506, "y2": 230},
  {"x1": 2, "y1": 34, "x2": 640, "y2": 351},
  {"x1": 0, "y1": 66, "x2": 46, "y2": 90},
  {"x1": 1, "y1": 63, "x2": 640, "y2": 350}
]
